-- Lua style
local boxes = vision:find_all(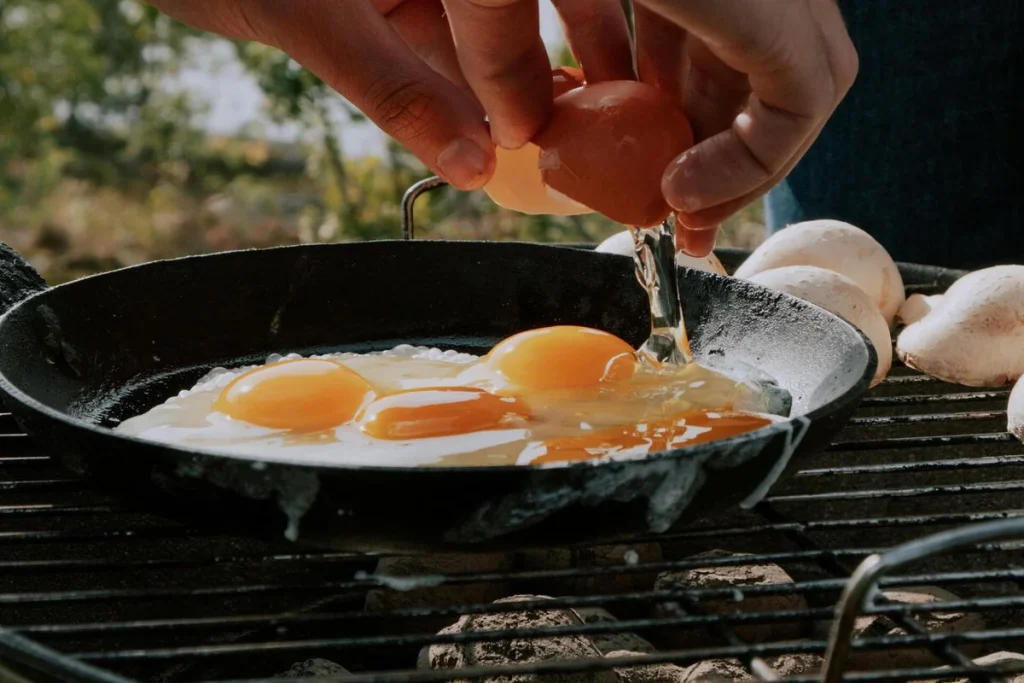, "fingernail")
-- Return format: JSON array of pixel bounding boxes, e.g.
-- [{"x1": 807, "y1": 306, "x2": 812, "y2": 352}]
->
[
  {"x1": 492, "y1": 126, "x2": 527, "y2": 151},
  {"x1": 437, "y1": 138, "x2": 492, "y2": 190},
  {"x1": 662, "y1": 153, "x2": 703, "y2": 213},
  {"x1": 676, "y1": 220, "x2": 718, "y2": 258}
]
